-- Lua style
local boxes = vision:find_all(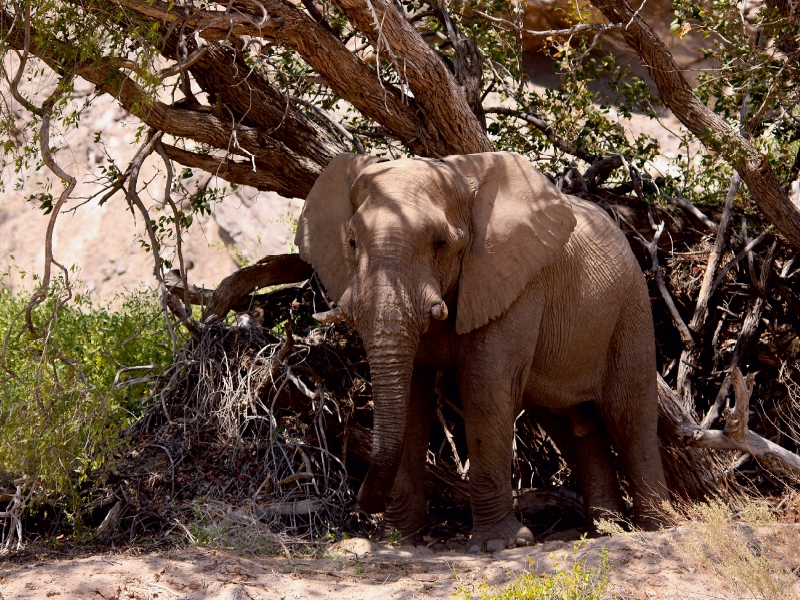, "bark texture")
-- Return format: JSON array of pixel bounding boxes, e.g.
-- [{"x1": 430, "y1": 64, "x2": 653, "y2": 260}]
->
[{"x1": 110, "y1": 0, "x2": 478, "y2": 157}]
